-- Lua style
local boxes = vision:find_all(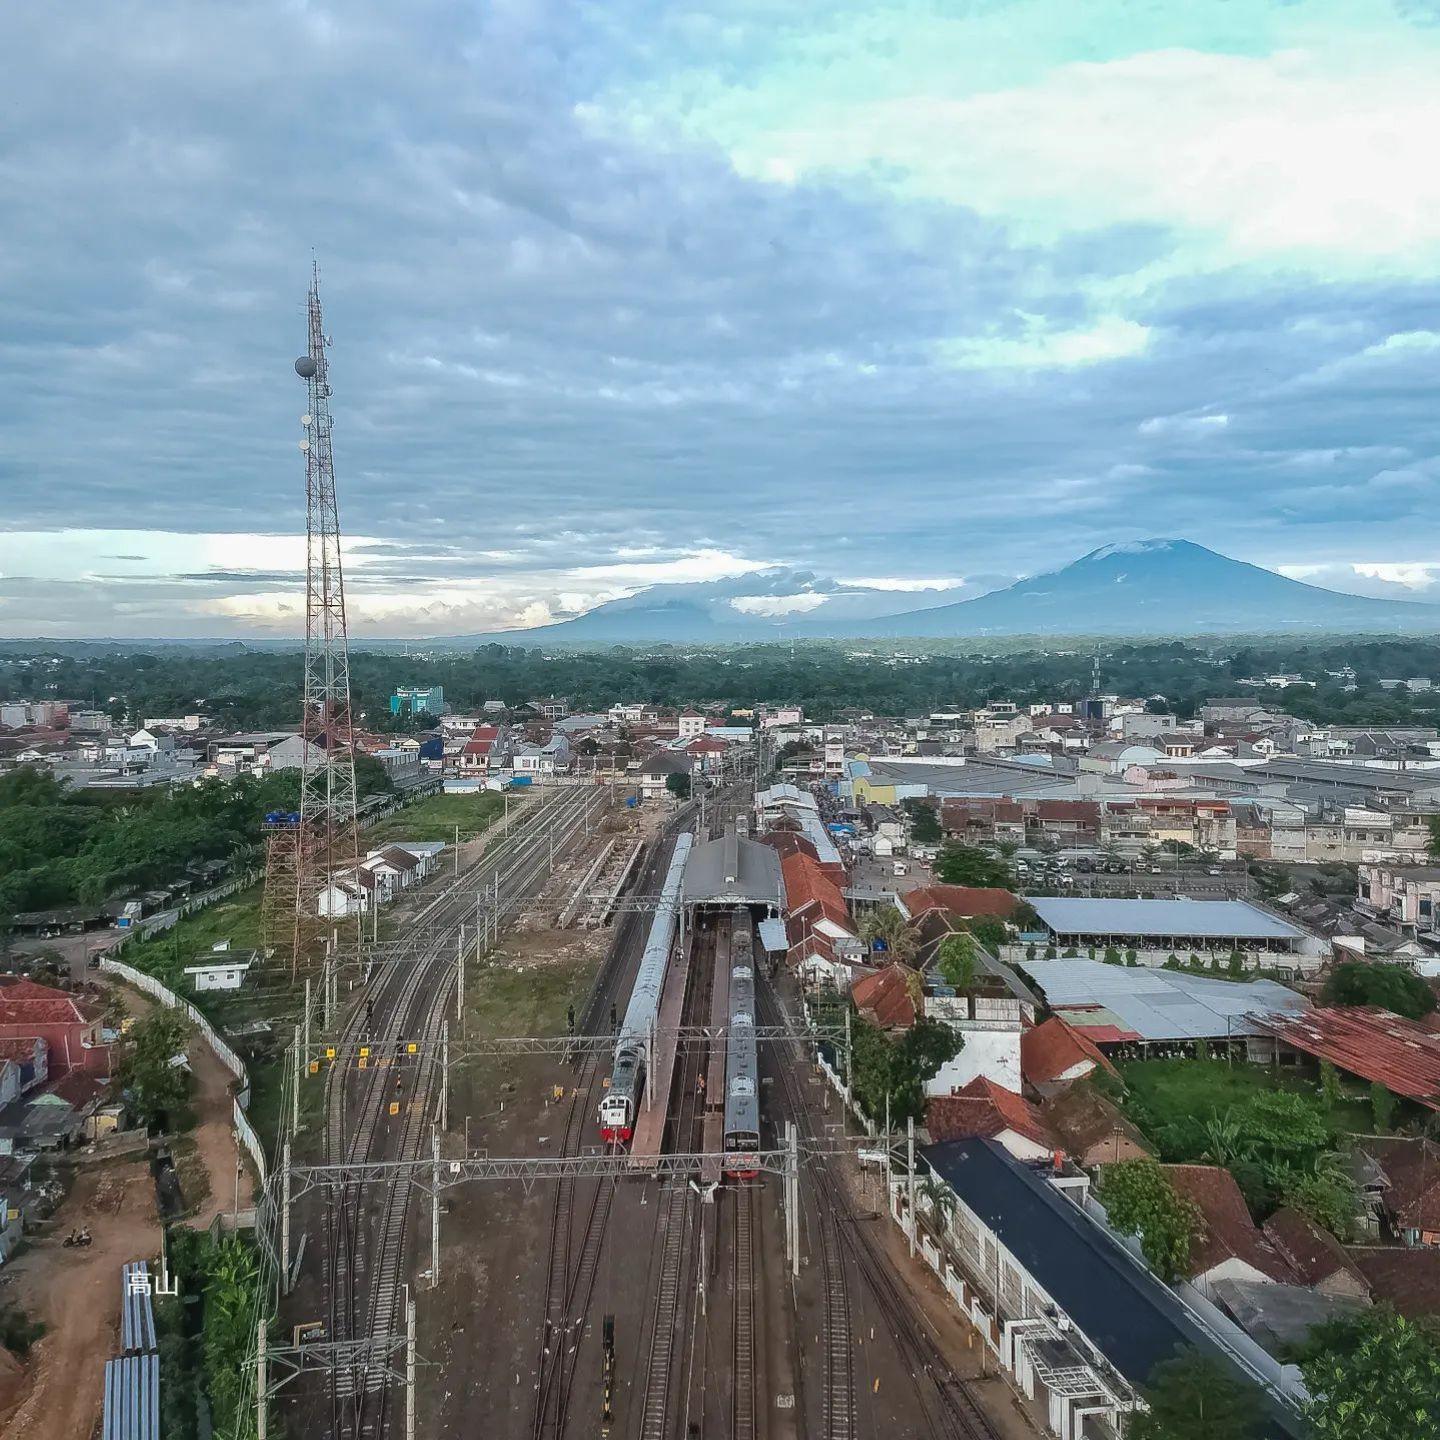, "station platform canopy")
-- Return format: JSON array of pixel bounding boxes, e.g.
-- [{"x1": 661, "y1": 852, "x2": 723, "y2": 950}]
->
[{"x1": 683, "y1": 827, "x2": 784, "y2": 911}]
